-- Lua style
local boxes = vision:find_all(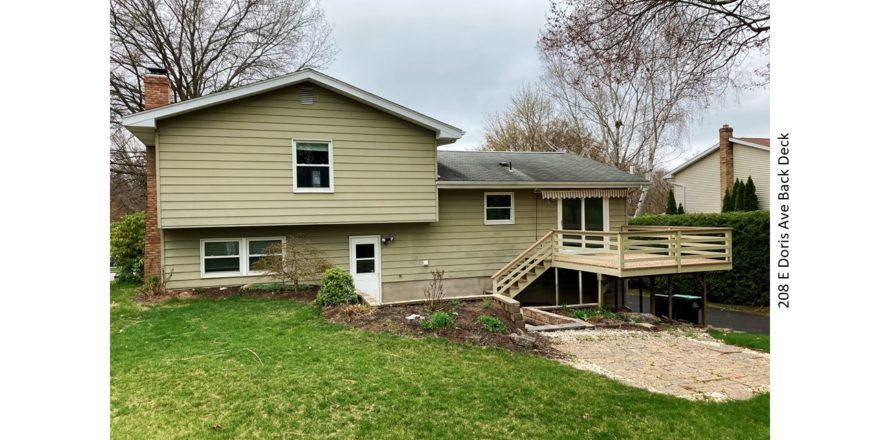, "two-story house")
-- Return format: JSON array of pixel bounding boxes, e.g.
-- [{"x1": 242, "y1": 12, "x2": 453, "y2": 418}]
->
[
  {"x1": 122, "y1": 69, "x2": 732, "y2": 308},
  {"x1": 664, "y1": 125, "x2": 770, "y2": 213}
]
